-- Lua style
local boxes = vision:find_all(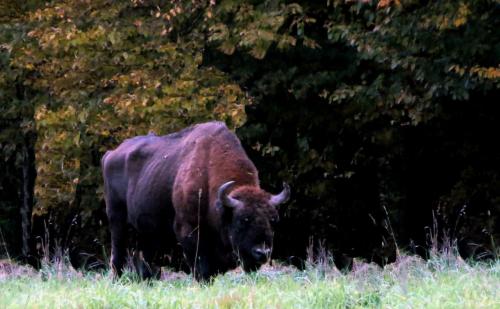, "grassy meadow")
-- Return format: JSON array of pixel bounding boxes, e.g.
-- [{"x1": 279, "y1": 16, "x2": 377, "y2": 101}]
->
[{"x1": 1, "y1": 253, "x2": 499, "y2": 309}]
